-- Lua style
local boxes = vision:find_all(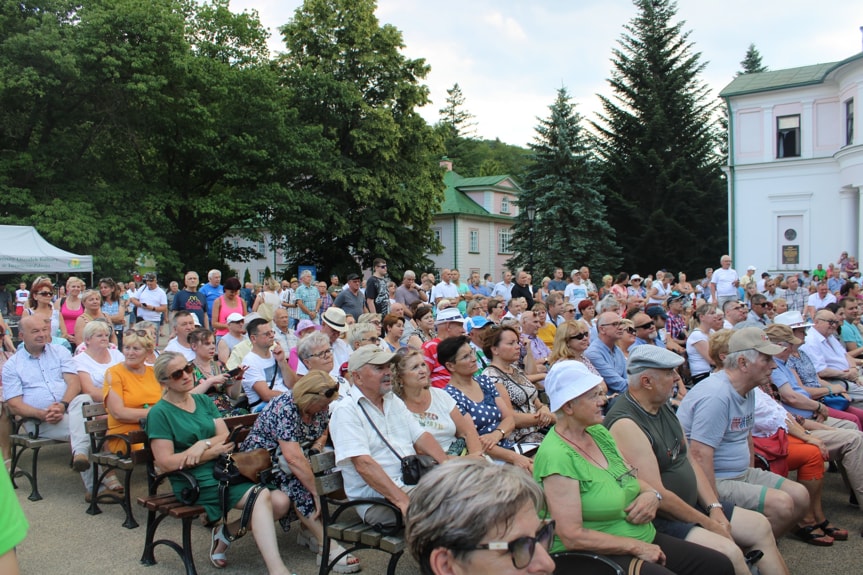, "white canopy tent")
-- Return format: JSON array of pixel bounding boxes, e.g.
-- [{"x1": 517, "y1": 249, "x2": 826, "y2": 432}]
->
[{"x1": 0, "y1": 225, "x2": 93, "y2": 274}]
